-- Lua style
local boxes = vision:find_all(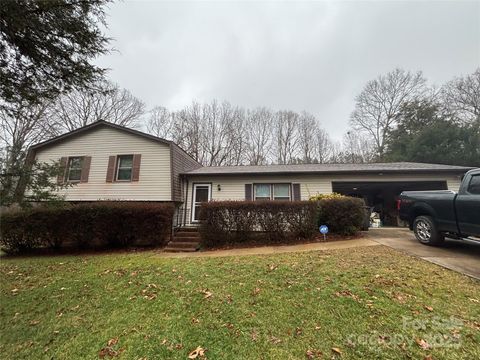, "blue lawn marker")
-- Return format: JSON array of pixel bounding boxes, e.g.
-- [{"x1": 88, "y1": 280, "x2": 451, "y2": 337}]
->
[{"x1": 319, "y1": 225, "x2": 329, "y2": 241}]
